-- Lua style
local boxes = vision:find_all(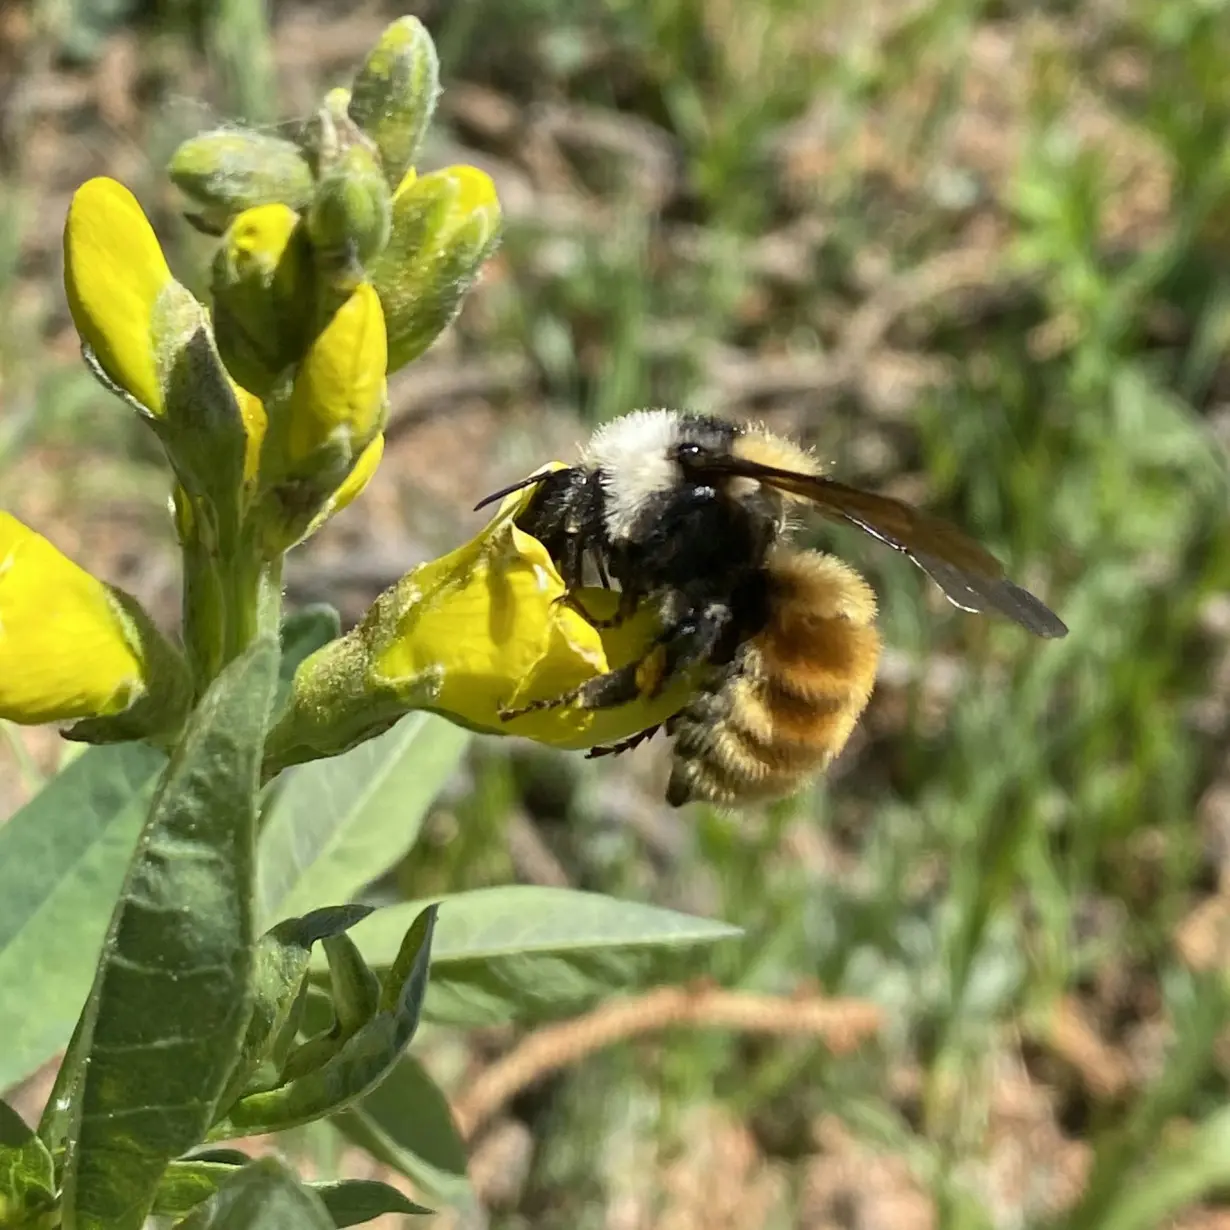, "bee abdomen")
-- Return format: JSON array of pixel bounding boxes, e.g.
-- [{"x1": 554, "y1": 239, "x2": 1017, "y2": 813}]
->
[{"x1": 666, "y1": 550, "x2": 882, "y2": 808}]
